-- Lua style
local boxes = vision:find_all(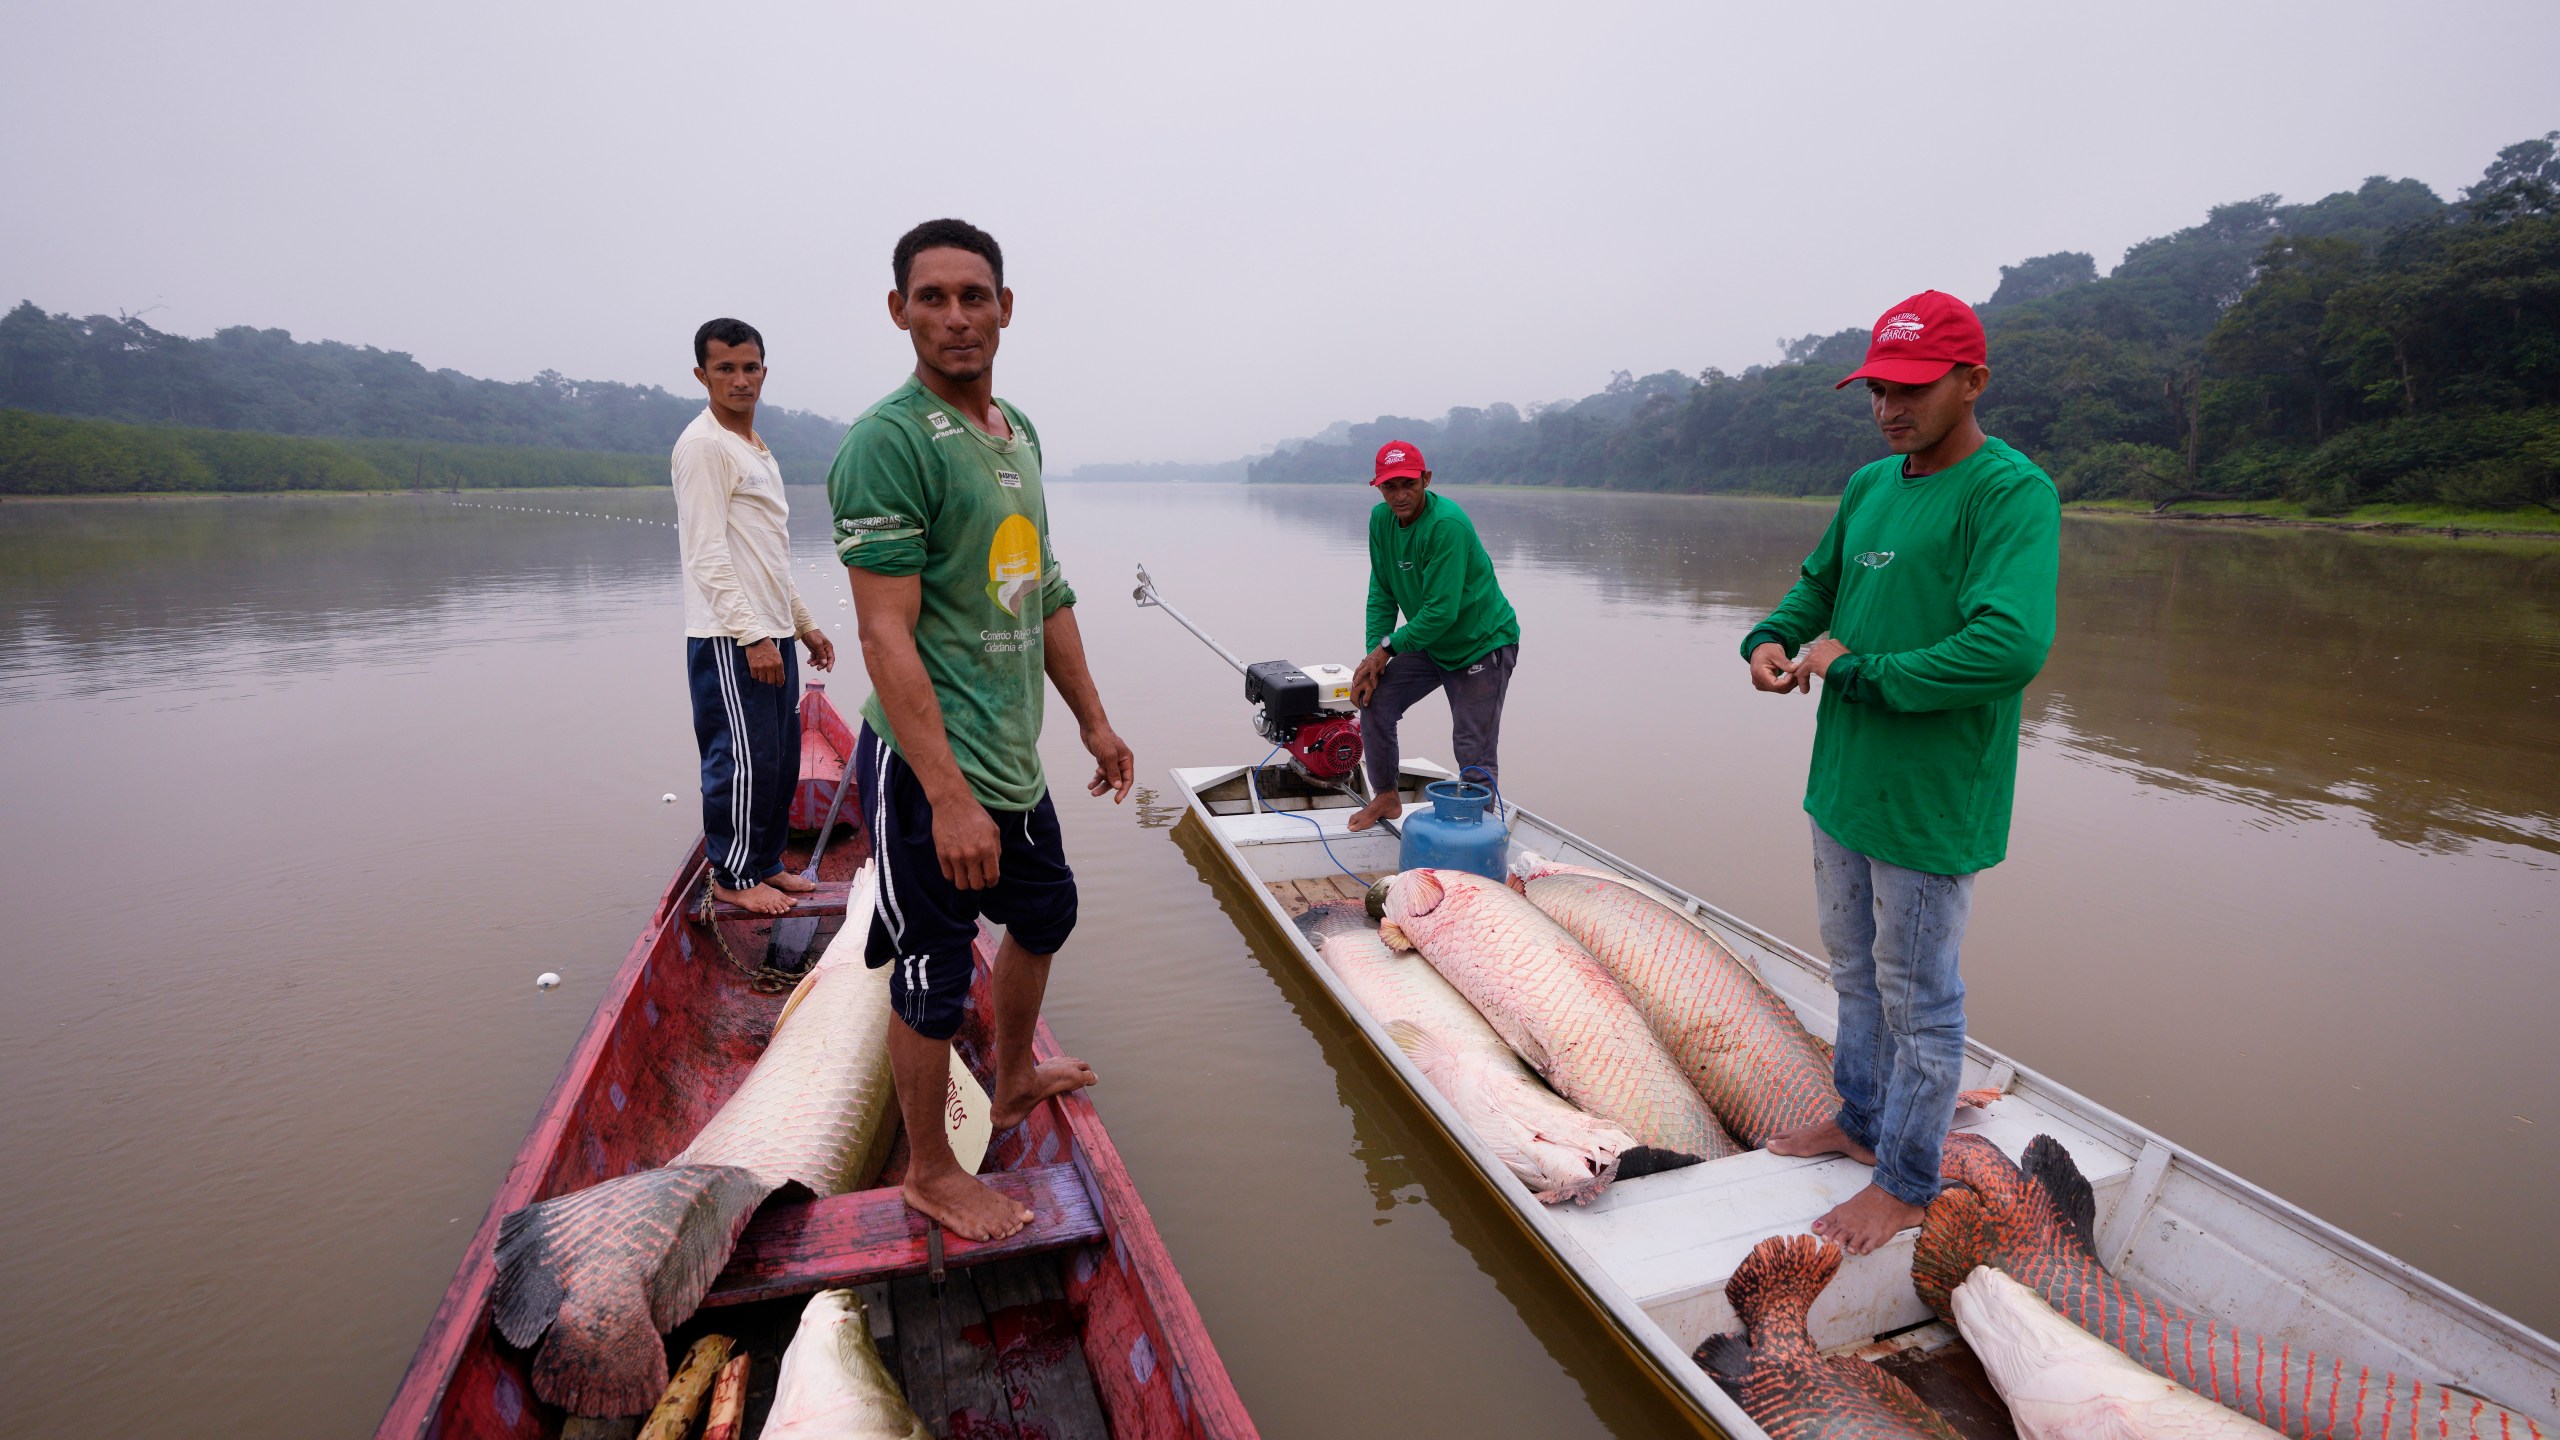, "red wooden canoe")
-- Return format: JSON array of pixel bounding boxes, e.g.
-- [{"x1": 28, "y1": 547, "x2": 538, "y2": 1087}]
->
[{"x1": 378, "y1": 684, "x2": 1256, "y2": 1439}]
